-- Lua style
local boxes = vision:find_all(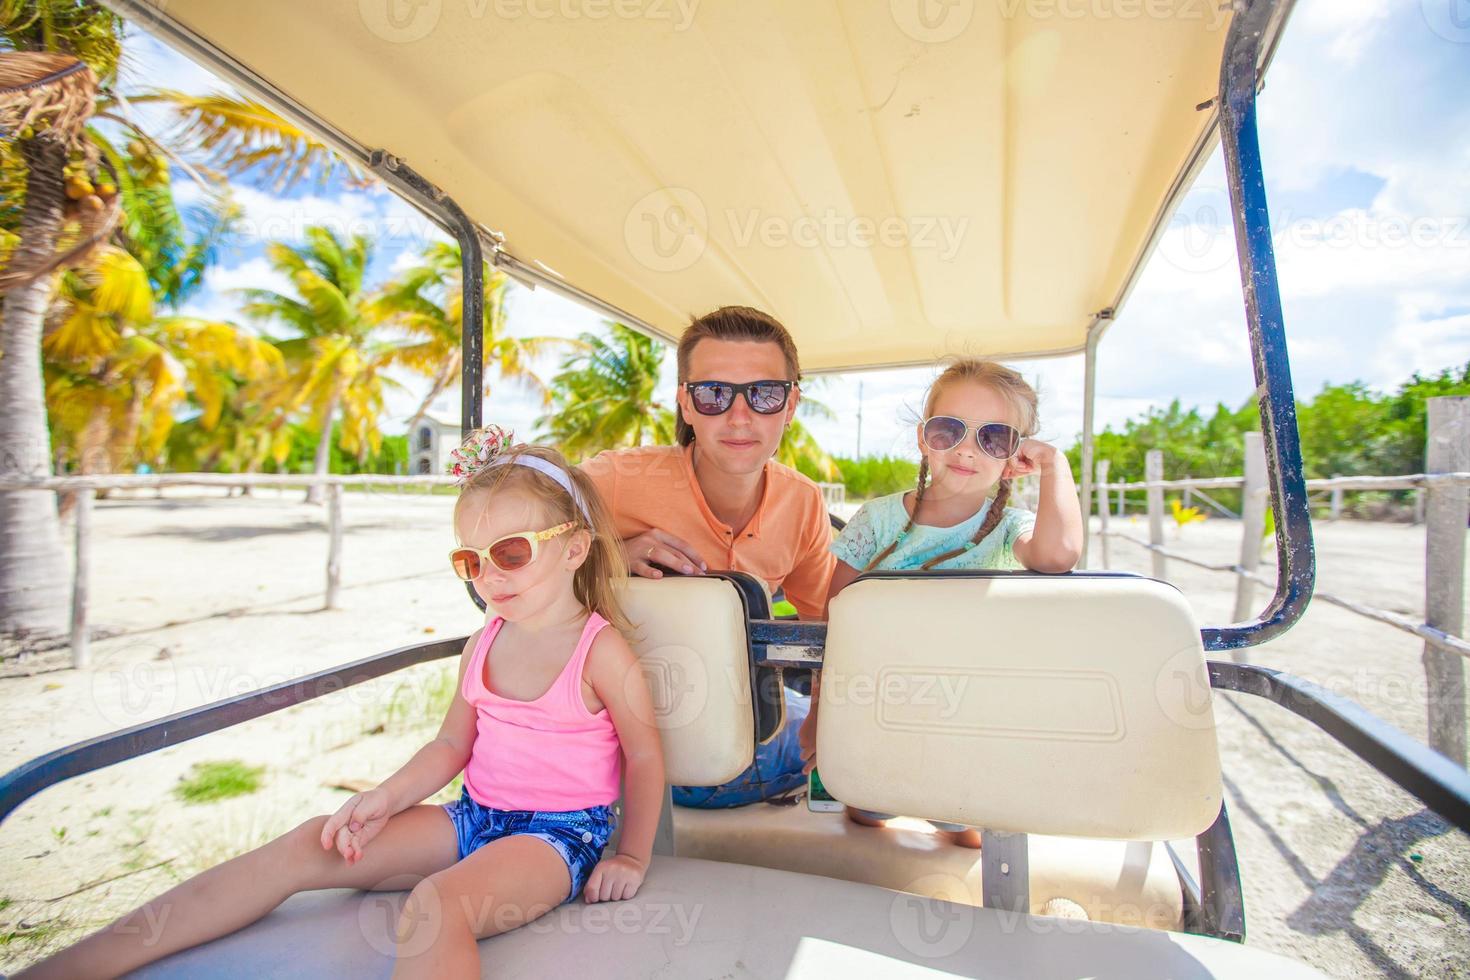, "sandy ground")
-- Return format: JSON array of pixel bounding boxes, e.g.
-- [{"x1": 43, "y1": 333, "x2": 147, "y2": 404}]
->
[{"x1": 0, "y1": 490, "x2": 1466, "y2": 977}]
